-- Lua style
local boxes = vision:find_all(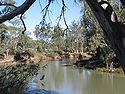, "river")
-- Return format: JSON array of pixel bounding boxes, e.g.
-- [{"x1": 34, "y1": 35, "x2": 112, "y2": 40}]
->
[{"x1": 26, "y1": 60, "x2": 125, "y2": 94}]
